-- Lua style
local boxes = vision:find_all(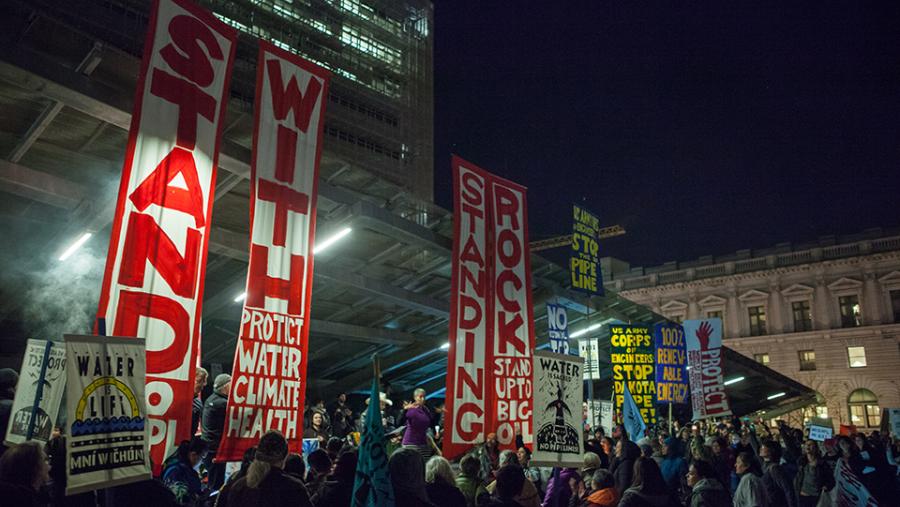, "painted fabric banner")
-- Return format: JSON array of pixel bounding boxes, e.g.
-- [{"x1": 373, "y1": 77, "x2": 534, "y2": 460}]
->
[
  {"x1": 531, "y1": 351, "x2": 583, "y2": 467},
  {"x1": 444, "y1": 155, "x2": 535, "y2": 458},
  {"x1": 610, "y1": 324, "x2": 656, "y2": 425},
  {"x1": 654, "y1": 323, "x2": 688, "y2": 404},
  {"x1": 578, "y1": 338, "x2": 600, "y2": 380},
  {"x1": 833, "y1": 459, "x2": 879, "y2": 506},
  {"x1": 218, "y1": 41, "x2": 329, "y2": 462},
  {"x1": 546, "y1": 303, "x2": 570, "y2": 354},
  {"x1": 570, "y1": 205, "x2": 603, "y2": 295},
  {"x1": 65, "y1": 335, "x2": 150, "y2": 495},
  {"x1": 4, "y1": 339, "x2": 67, "y2": 445},
  {"x1": 94, "y1": 0, "x2": 237, "y2": 467},
  {"x1": 683, "y1": 319, "x2": 732, "y2": 419}
]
